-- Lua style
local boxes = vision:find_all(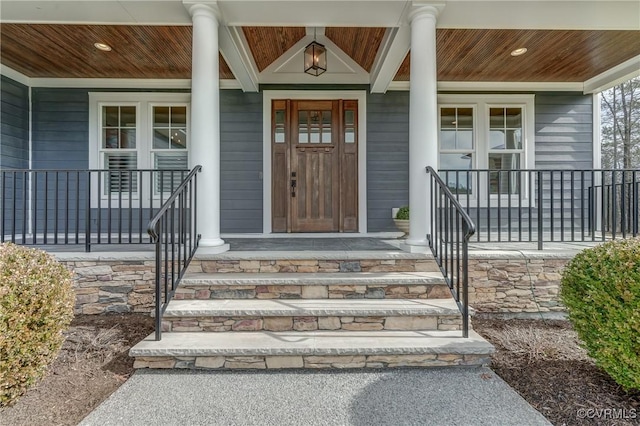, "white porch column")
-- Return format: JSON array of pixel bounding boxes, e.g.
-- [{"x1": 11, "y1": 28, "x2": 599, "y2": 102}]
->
[
  {"x1": 188, "y1": 3, "x2": 224, "y2": 247},
  {"x1": 406, "y1": 6, "x2": 439, "y2": 246}
]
